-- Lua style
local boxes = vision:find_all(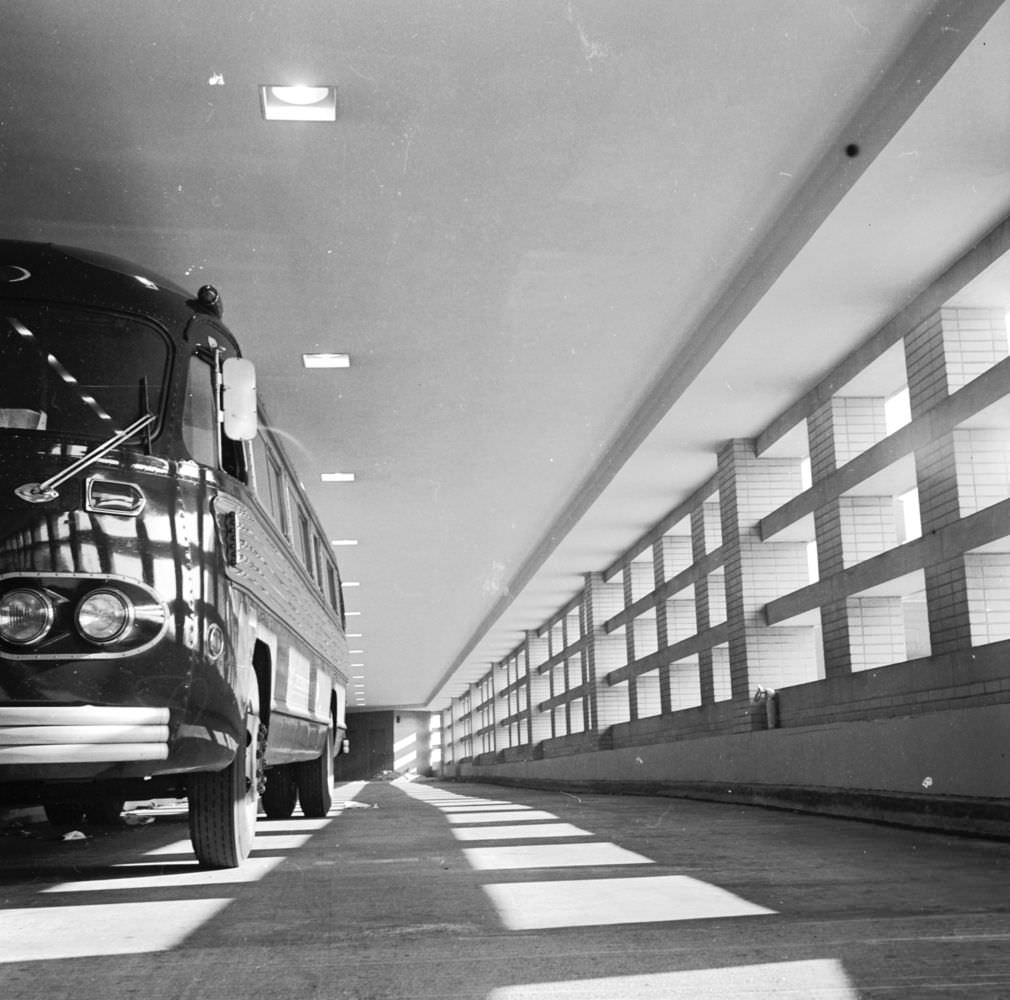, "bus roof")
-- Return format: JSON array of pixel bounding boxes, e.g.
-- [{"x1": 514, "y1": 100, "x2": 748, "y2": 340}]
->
[{"x1": 0, "y1": 240, "x2": 234, "y2": 346}]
